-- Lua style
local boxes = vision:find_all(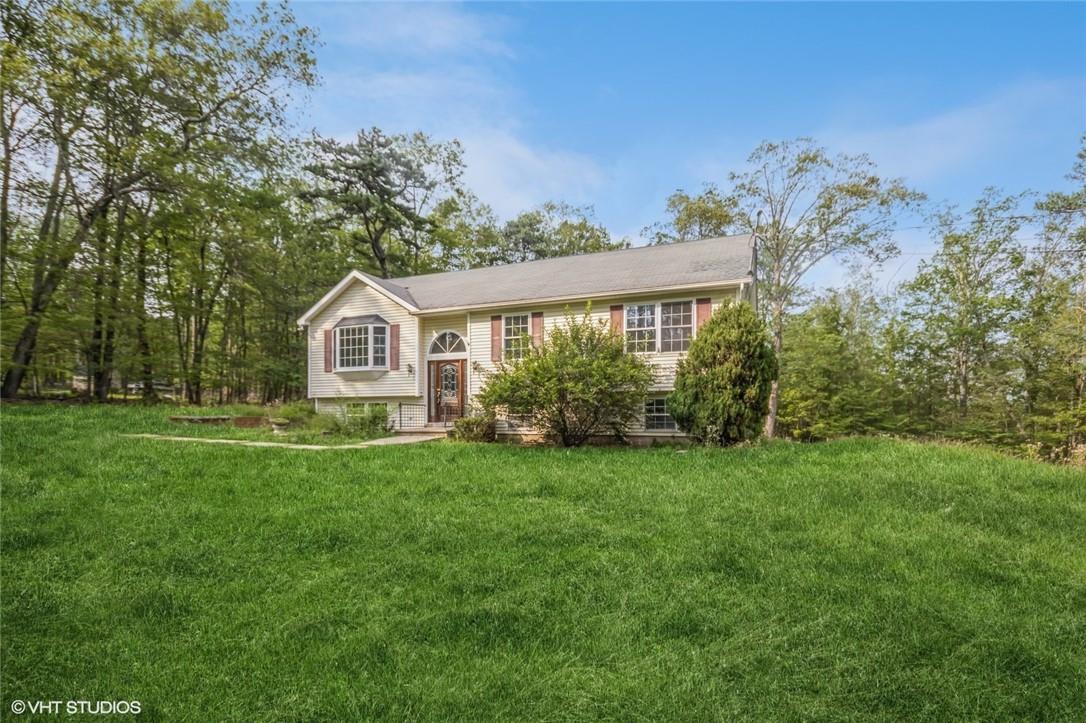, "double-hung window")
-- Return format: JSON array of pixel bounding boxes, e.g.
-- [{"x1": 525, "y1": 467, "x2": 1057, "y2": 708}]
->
[
  {"x1": 337, "y1": 326, "x2": 370, "y2": 369},
  {"x1": 644, "y1": 398, "x2": 677, "y2": 431},
  {"x1": 625, "y1": 301, "x2": 695, "y2": 353},
  {"x1": 660, "y1": 301, "x2": 693, "y2": 352},
  {"x1": 372, "y1": 325, "x2": 387, "y2": 367},
  {"x1": 504, "y1": 314, "x2": 530, "y2": 359},
  {"x1": 334, "y1": 315, "x2": 389, "y2": 371},
  {"x1": 625, "y1": 304, "x2": 656, "y2": 353}
]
